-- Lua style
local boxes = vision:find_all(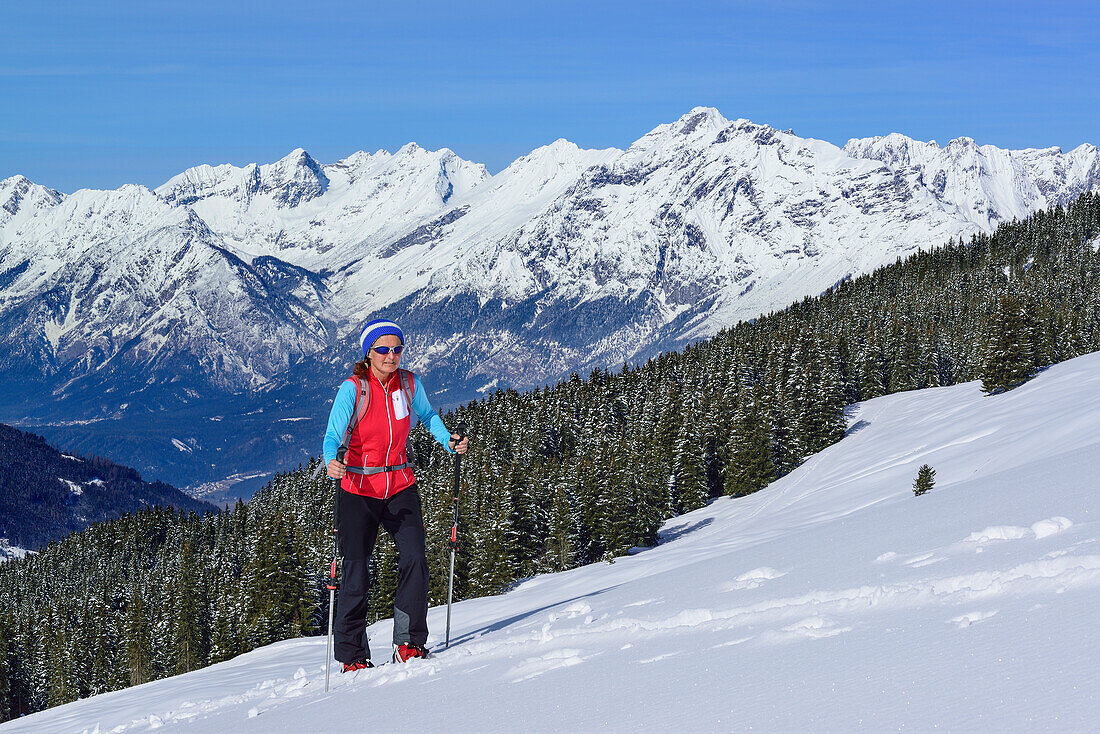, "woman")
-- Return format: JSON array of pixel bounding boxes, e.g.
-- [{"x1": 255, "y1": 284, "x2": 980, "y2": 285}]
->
[{"x1": 323, "y1": 318, "x2": 468, "y2": 671}]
